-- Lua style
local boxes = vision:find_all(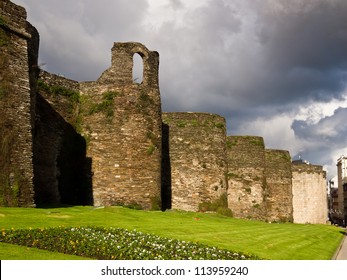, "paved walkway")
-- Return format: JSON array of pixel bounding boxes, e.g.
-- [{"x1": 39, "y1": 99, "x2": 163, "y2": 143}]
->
[{"x1": 334, "y1": 229, "x2": 347, "y2": 260}]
